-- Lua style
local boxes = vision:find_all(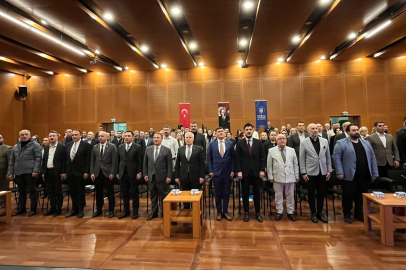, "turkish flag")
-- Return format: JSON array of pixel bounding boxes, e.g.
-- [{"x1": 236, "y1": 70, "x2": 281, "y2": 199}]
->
[{"x1": 179, "y1": 103, "x2": 190, "y2": 128}]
